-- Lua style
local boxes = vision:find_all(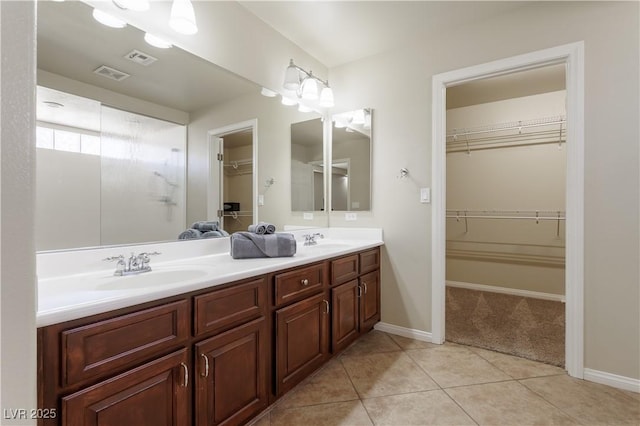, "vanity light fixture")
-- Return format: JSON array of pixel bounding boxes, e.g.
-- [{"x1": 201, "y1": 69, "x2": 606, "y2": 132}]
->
[
  {"x1": 169, "y1": 0, "x2": 198, "y2": 35},
  {"x1": 281, "y1": 96, "x2": 298, "y2": 106},
  {"x1": 92, "y1": 9, "x2": 127, "y2": 28},
  {"x1": 260, "y1": 87, "x2": 277, "y2": 97},
  {"x1": 112, "y1": 0, "x2": 150, "y2": 12},
  {"x1": 283, "y1": 59, "x2": 334, "y2": 108},
  {"x1": 144, "y1": 33, "x2": 173, "y2": 49}
]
